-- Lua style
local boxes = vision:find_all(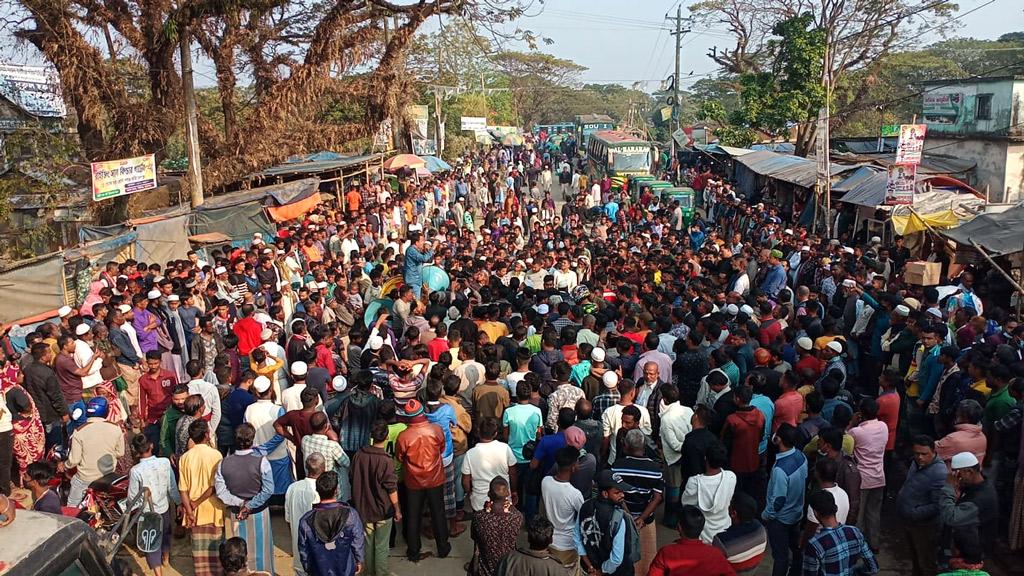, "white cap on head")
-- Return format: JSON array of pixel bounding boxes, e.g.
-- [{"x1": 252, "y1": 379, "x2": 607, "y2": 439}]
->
[
  {"x1": 926, "y1": 307, "x2": 944, "y2": 319},
  {"x1": 602, "y1": 371, "x2": 619, "y2": 389},
  {"x1": 826, "y1": 340, "x2": 843, "y2": 354},
  {"x1": 536, "y1": 303, "x2": 549, "y2": 315},
  {"x1": 591, "y1": 348, "x2": 606, "y2": 362},
  {"x1": 167, "y1": 294, "x2": 180, "y2": 302},
  {"x1": 784, "y1": 229, "x2": 793, "y2": 235},
  {"x1": 117, "y1": 304, "x2": 132, "y2": 314},
  {"x1": 801, "y1": 245, "x2": 810, "y2": 252},
  {"x1": 332, "y1": 375, "x2": 348, "y2": 393},
  {"x1": 842, "y1": 247, "x2": 855, "y2": 255},
  {"x1": 870, "y1": 236, "x2": 881, "y2": 244},
  {"x1": 726, "y1": 304, "x2": 739, "y2": 316},
  {"x1": 950, "y1": 451, "x2": 979, "y2": 470},
  {"x1": 740, "y1": 304, "x2": 754, "y2": 315},
  {"x1": 147, "y1": 289, "x2": 161, "y2": 300},
  {"x1": 214, "y1": 266, "x2": 227, "y2": 275},
  {"x1": 318, "y1": 281, "x2": 329, "y2": 290},
  {"x1": 252, "y1": 375, "x2": 272, "y2": 393},
  {"x1": 904, "y1": 297, "x2": 922, "y2": 311},
  {"x1": 291, "y1": 361, "x2": 308, "y2": 376},
  {"x1": 75, "y1": 323, "x2": 91, "y2": 336},
  {"x1": 796, "y1": 336, "x2": 814, "y2": 351},
  {"x1": 58, "y1": 305, "x2": 72, "y2": 318},
  {"x1": 369, "y1": 335, "x2": 384, "y2": 351},
  {"x1": 260, "y1": 328, "x2": 273, "y2": 341},
  {"x1": 895, "y1": 305, "x2": 910, "y2": 317}
]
